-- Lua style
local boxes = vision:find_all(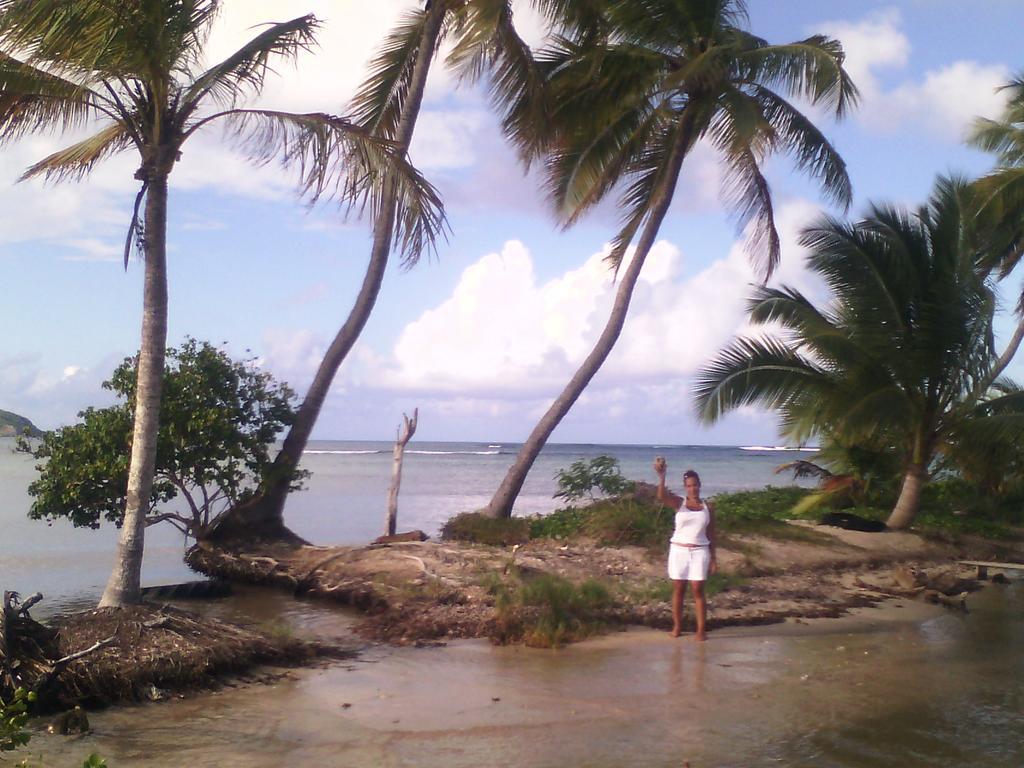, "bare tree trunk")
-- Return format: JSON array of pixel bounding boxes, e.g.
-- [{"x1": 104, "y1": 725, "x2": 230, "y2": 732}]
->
[
  {"x1": 966, "y1": 313, "x2": 1024, "y2": 405},
  {"x1": 100, "y1": 173, "x2": 169, "y2": 607},
  {"x1": 886, "y1": 463, "x2": 926, "y2": 530},
  {"x1": 386, "y1": 408, "x2": 418, "y2": 536},
  {"x1": 484, "y1": 127, "x2": 693, "y2": 518},
  {"x1": 209, "y1": 3, "x2": 446, "y2": 543}
]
